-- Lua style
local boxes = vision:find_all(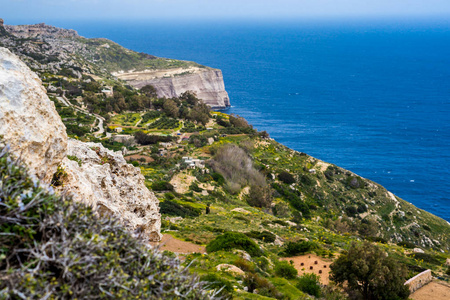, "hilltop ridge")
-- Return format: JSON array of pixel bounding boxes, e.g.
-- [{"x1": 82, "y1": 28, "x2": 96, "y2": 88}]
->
[{"x1": 0, "y1": 19, "x2": 230, "y2": 108}]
